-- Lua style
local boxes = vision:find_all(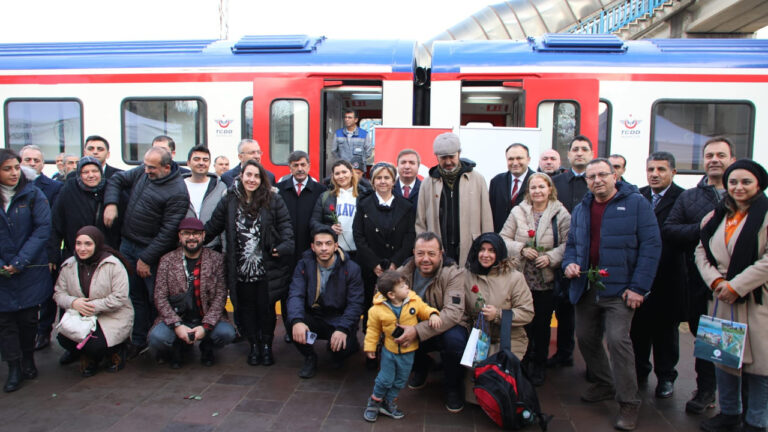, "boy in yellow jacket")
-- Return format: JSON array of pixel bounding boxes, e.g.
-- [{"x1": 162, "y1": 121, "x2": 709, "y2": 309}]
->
[{"x1": 363, "y1": 270, "x2": 441, "y2": 422}]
